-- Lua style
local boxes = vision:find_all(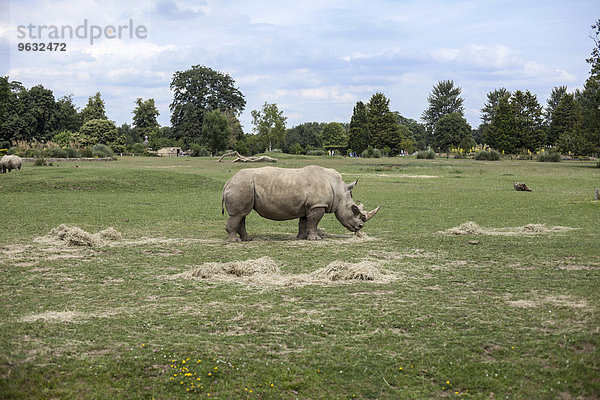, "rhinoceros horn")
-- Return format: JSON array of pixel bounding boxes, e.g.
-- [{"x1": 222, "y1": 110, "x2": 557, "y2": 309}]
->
[{"x1": 365, "y1": 206, "x2": 380, "y2": 221}]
